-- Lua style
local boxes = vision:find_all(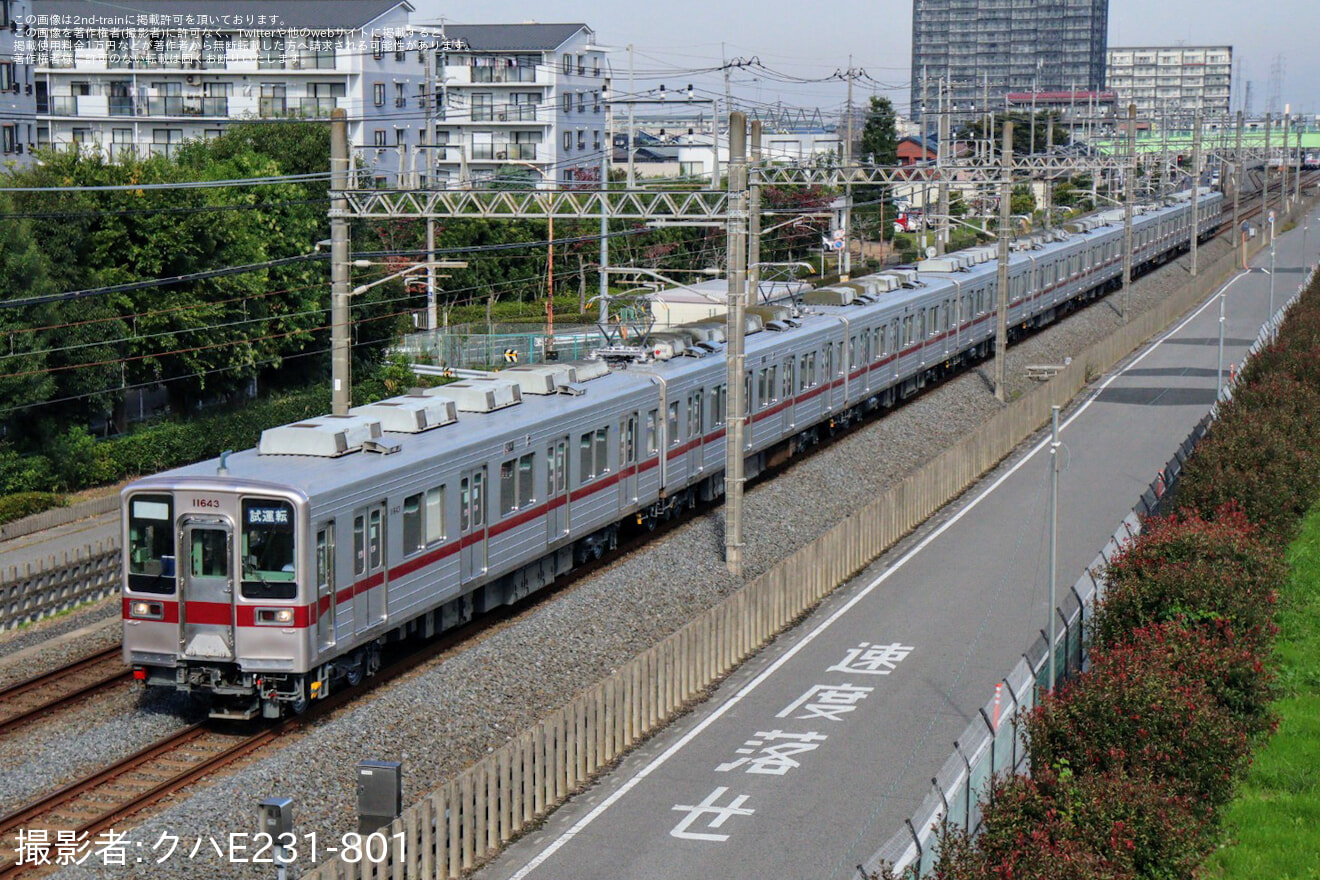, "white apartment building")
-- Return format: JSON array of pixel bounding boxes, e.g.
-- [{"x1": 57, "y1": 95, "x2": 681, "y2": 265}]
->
[
  {"x1": 1, "y1": 0, "x2": 38, "y2": 162},
  {"x1": 27, "y1": 0, "x2": 427, "y2": 178},
  {"x1": 1106, "y1": 46, "x2": 1233, "y2": 121},
  {"x1": 433, "y1": 23, "x2": 605, "y2": 187}
]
